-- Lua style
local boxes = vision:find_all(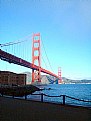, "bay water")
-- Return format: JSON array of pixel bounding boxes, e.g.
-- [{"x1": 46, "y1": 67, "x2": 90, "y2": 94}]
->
[{"x1": 28, "y1": 84, "x2": 91, "y2": 107}]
